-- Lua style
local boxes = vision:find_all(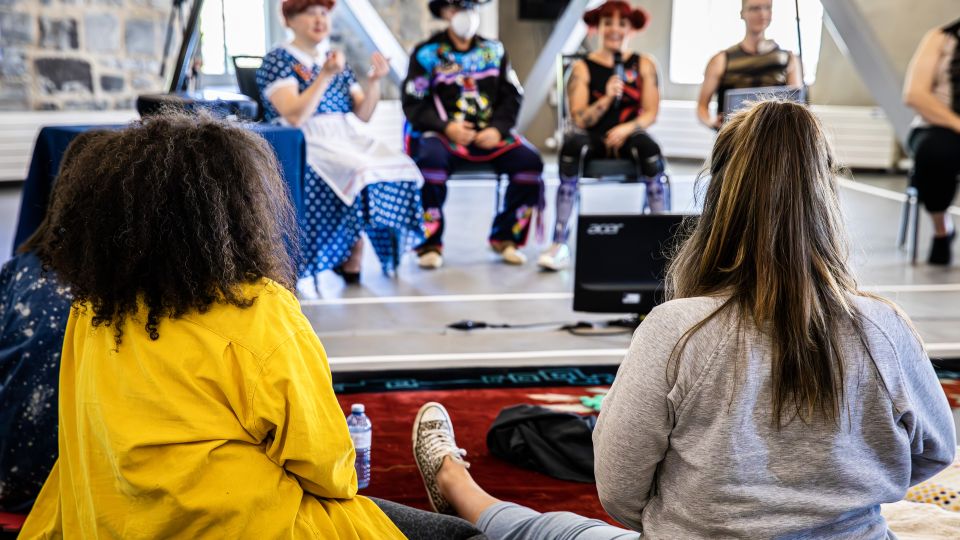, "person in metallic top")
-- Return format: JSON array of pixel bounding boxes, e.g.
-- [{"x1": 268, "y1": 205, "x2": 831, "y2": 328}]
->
[{"x1": 696, "y1": 0, "x2": 801, "y2": 129}]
